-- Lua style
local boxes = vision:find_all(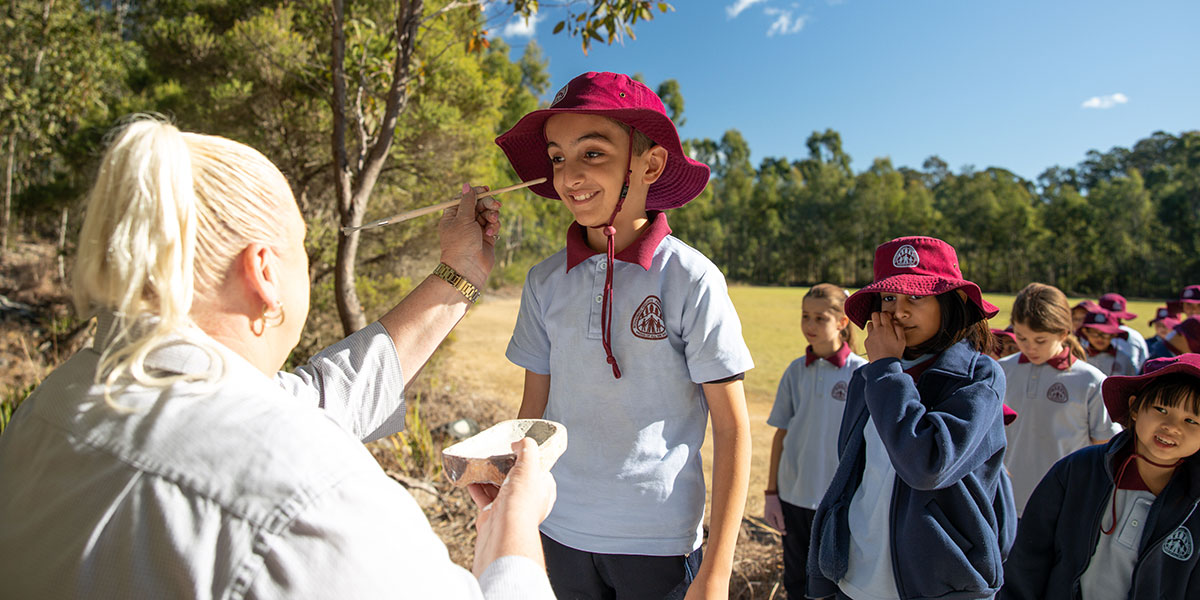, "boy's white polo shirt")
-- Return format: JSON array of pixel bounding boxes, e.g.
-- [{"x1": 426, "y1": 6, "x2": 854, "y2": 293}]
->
[
  {"x1": 767, "y1": 344, "x2": 867, "y2": 510},
  {"x1": 506, "y1": 212, "x2": 754, "y2": 556},
  {"x1": 1000, "y1": 349, "x2": 1122, "y2": 515}
]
